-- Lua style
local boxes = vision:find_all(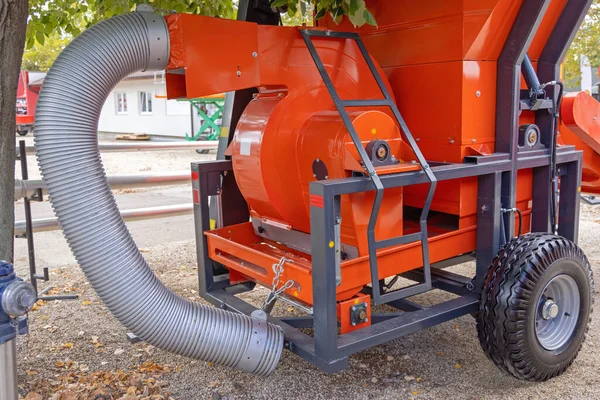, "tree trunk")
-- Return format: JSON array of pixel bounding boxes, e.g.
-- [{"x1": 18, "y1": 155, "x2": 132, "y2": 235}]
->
[{"x1": 0, "y1": 0, "x2": 28, "y2": 263}]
